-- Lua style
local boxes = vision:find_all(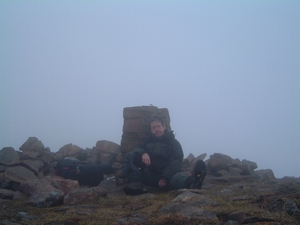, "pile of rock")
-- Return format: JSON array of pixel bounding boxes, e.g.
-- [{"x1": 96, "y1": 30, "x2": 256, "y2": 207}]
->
[
  {"x1": 0, "y1": 137, "x2": 123, "y2": 207},
  {"x1": 0, "y1": 135, "x2": 271, "y2": 208}
]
